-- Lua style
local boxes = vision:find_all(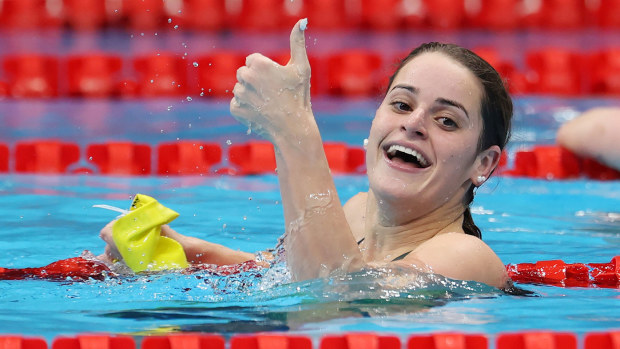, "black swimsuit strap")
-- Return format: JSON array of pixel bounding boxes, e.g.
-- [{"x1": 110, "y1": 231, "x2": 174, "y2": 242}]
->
[
  {"x1": 356, "y1": 237, "x2": 413, "y2": 262},
  {"x1": 391, "y1": 250, "x2": 412, "y2": 261}
]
